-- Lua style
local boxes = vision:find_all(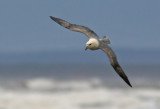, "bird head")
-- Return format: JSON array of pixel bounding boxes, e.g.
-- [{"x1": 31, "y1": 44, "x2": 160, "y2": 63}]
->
[{"x1": 85, "y1": 38, "x2": 99, "y2": 50}]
